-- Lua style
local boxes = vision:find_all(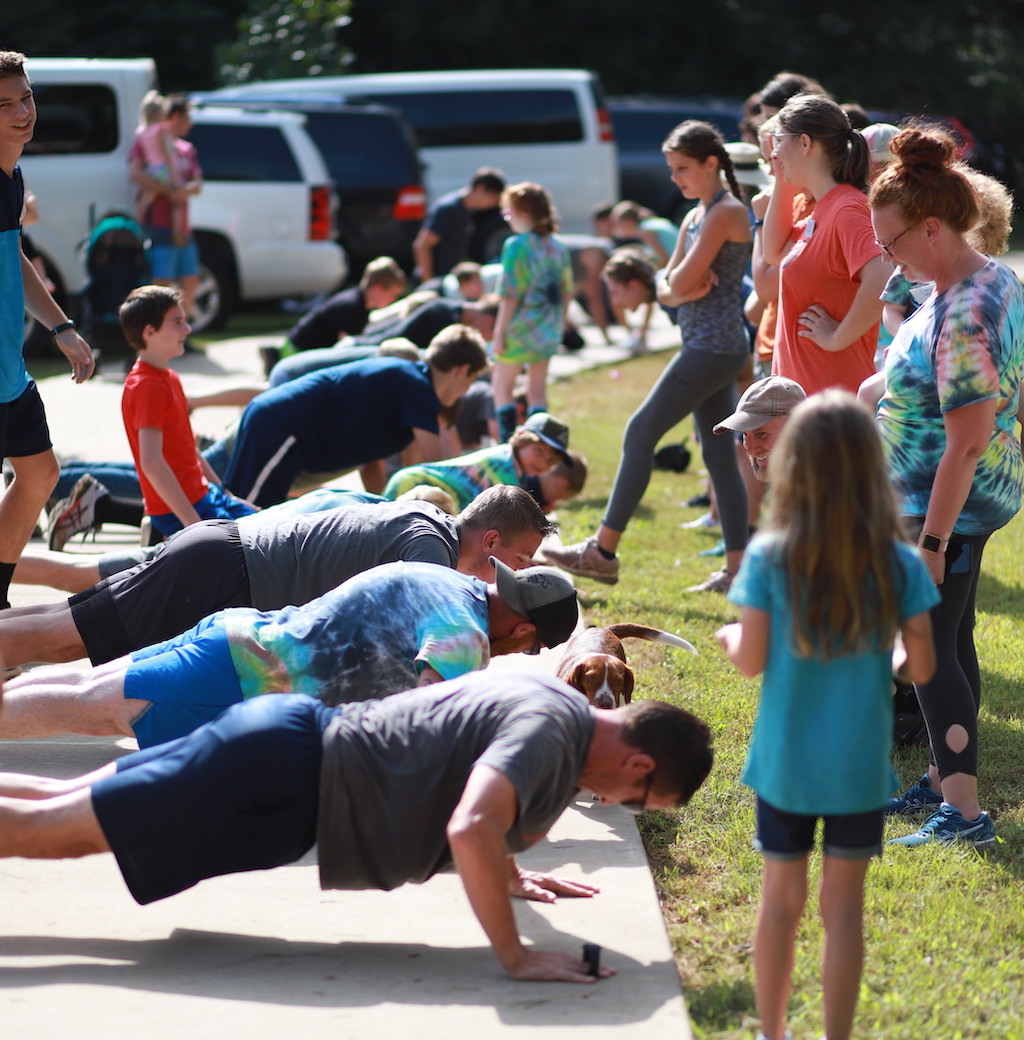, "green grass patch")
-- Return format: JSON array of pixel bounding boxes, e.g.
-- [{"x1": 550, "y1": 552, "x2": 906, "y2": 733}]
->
[{"x1": 547, "y1": 355, "x2": 1024, "y2": 1039}]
